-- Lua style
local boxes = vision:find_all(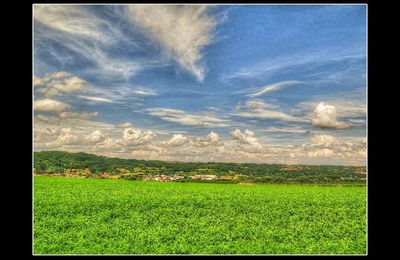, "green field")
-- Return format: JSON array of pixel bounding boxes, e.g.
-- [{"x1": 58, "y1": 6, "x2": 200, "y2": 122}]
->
[{"x1": 33, "y1": 176, "x2": 367, "y2": 255}]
